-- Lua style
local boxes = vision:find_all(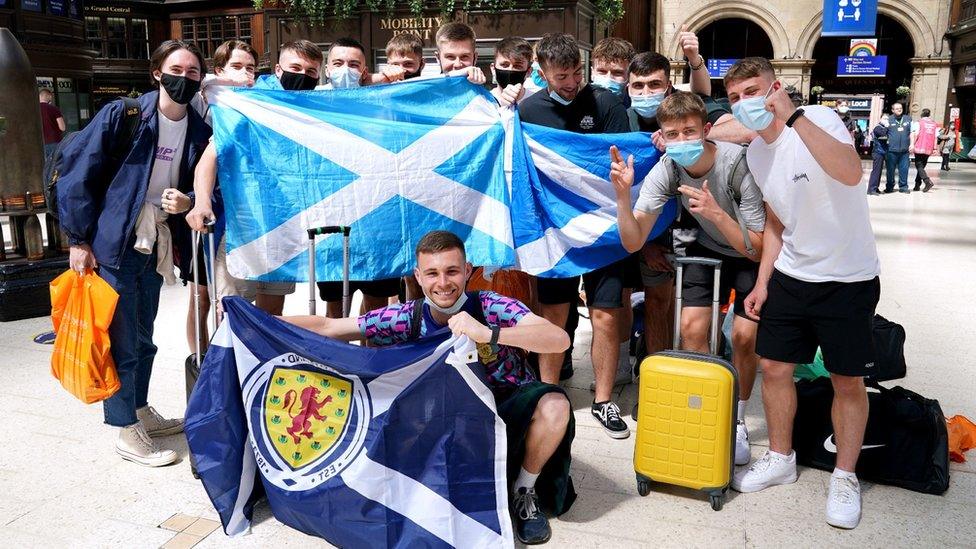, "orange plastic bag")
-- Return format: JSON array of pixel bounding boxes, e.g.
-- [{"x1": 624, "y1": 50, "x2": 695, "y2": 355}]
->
[
  {"x1": 49, "y1": 270, "x2": 121, "y2": 403},
  {"x1": 947, "y1": 415, "x2": 976, "y2": 463}
]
